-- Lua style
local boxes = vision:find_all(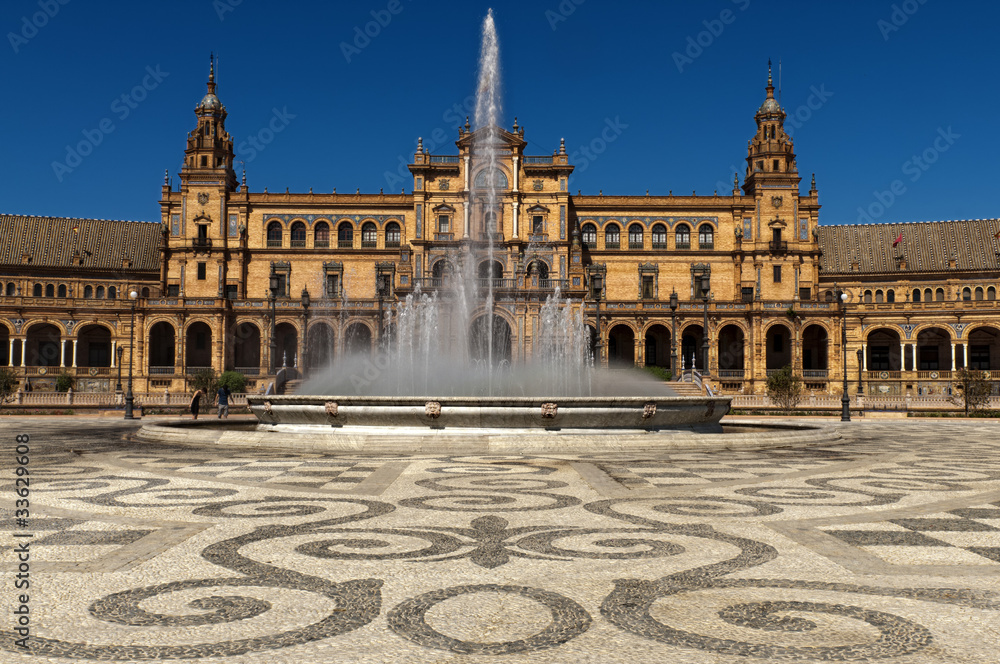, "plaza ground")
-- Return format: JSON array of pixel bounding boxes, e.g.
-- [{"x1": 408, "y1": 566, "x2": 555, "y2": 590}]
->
[{"x1": 1, "y1": 416, "x2": 998, "y2": 663}]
